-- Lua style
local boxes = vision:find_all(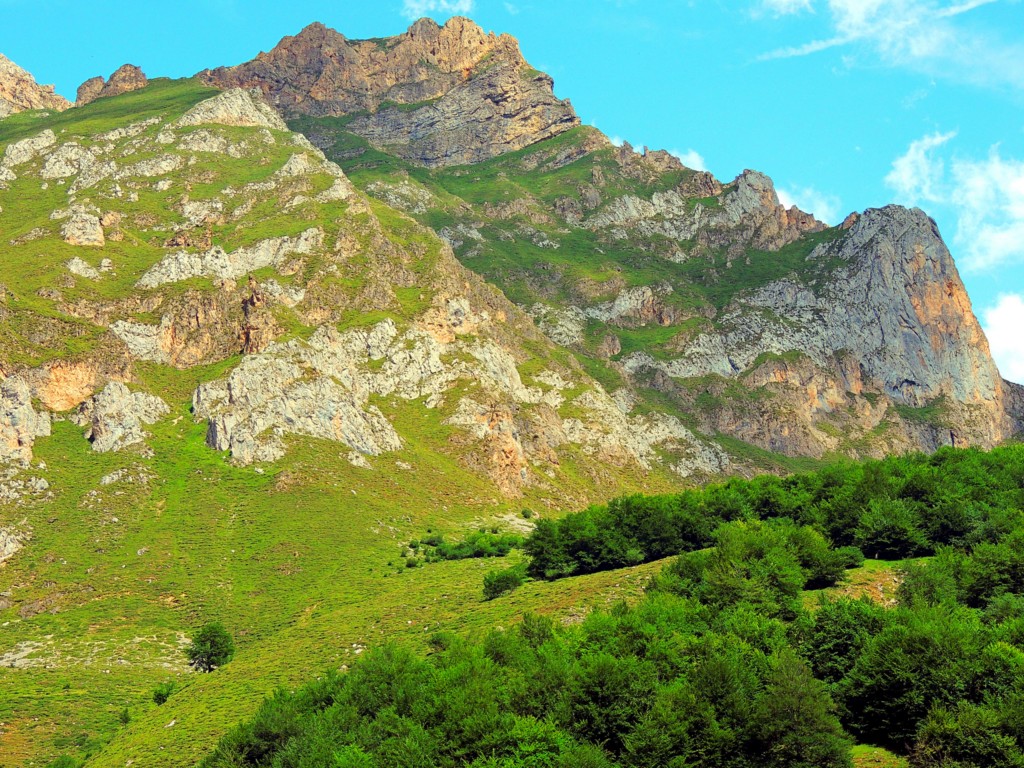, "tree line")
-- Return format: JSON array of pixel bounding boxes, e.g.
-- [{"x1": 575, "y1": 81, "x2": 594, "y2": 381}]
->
[{"x1": 199, "y1": 444, "x2": 1024, "y2": 767}]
